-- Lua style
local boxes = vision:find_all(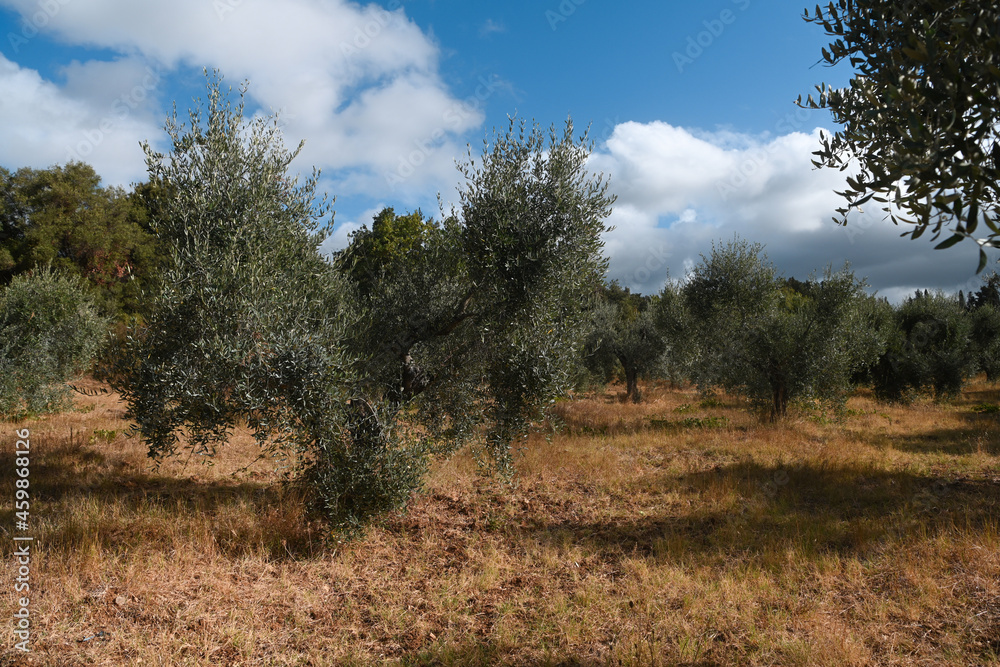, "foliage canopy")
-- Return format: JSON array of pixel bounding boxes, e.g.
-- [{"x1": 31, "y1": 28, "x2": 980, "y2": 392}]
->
[
  {"x1": 104, "y1": 75, "x2": 365, "y2": 521},
  {"x1": 872, "y1": 291, "x2": 978, "y2": 401},
  {"x1": 0, "y1": 162, "x2": 164, "y2": 319},
  {"x1": 682, "y1": 238, "x2": 885, "y2": 420},
  {"x1": 801, "y1": 0, "x2": 1000, "y2": 269},
  {"x1": 0, "y1": 267, "x2": 107, "y2": 418},
  {"x1": 339, "y1": 118, "x2": 614, "y2": 474}
]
